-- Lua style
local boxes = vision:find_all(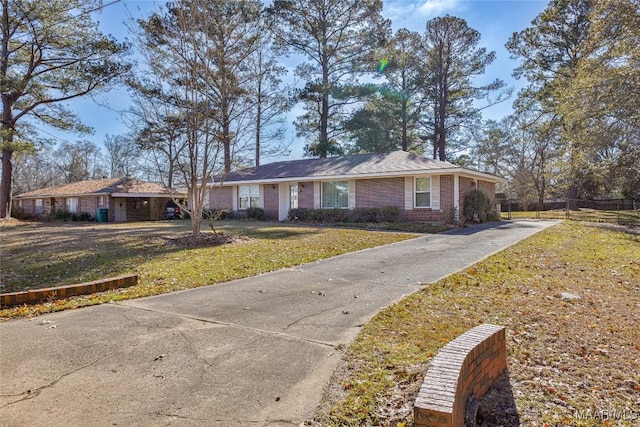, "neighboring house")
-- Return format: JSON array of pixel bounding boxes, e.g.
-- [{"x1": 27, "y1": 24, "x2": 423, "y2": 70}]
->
[
  {"x1": 207, "y1": 151, "x2": 506, "y2": 222},
  {"x1": 14, "y1": 177, "x2": 186, "y2": 222}
]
